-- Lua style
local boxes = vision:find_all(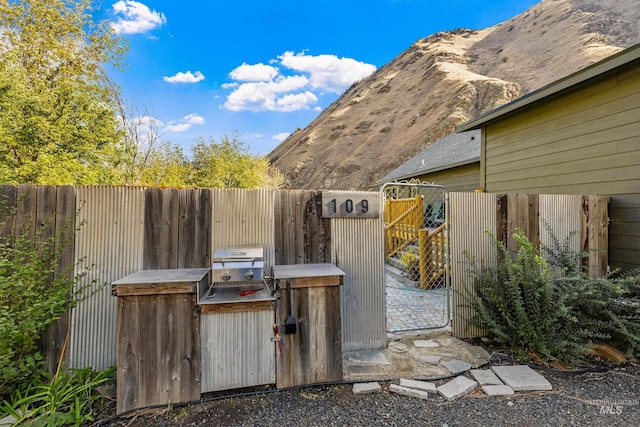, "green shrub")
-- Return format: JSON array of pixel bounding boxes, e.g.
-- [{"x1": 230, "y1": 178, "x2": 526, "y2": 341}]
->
[
  {"x1": 0, "y1": 207, "x2": 111, "y2": 424},
  {"x1": 1, "y1": 365, "x2": 115, "y2": 426},
  {"x1": 399, "y1": 250, "x2": 419, "y2": 280},
  {"x1": 465, "y1": 229, "x2": 640, "y2": 363}
]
